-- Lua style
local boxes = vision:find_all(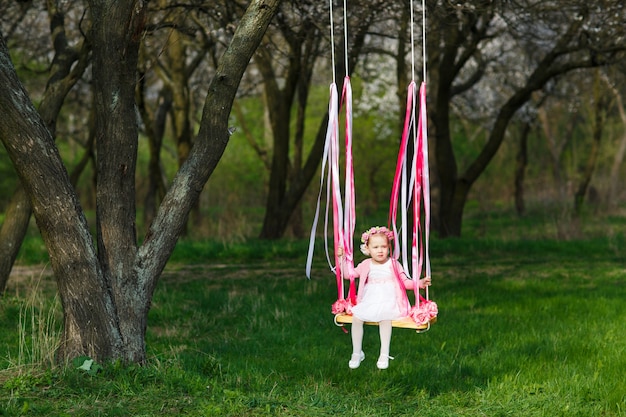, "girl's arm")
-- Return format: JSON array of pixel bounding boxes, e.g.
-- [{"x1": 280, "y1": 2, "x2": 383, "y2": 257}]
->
[
  {"x1": 394, "y1": 261, "x2": 415, "y2": 290},
  {"x1": 402, "y1": 275, "x2": 431, "y2": 290},
  {"x1": 336, "y1": 247, "x2": 360, "y2": 279},
  {"x1": 402, "y1": 277, "x2": 414, "y2": 290}
]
